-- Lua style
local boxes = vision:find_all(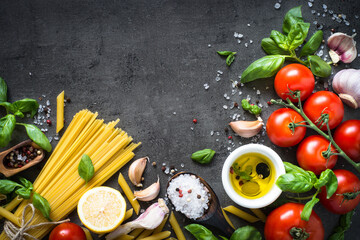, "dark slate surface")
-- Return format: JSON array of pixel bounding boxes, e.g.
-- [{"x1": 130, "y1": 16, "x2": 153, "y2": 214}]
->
[{"x1": 1, "y1": 0, "x2": 360, "y2": 239}]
